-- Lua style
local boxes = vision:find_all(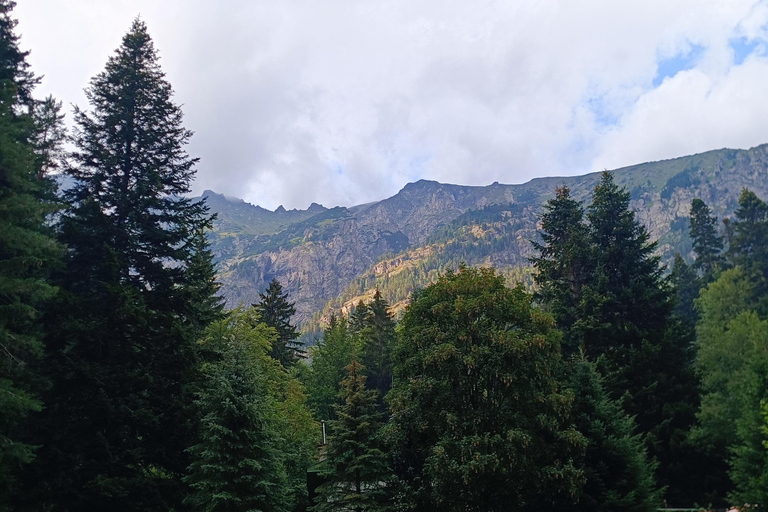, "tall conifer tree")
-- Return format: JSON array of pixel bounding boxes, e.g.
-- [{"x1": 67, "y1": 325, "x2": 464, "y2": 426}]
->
[
  {"x1": 359, "y1": 289, "x2": 396, "y2": 401},
  {"x1": 30, "y1": 19, "x2": 220, "y2": 510},
  {"x1": 0, "y1": 1, "x2": 59, "y2": 505},
  {"x1": 530, "y1": 185, "x2": 591, "y2": 355},
  {"x1": 689, "y1": 198, "x2": 724, "y2": 282},
  {"x1": 185, "y1": 310, "x2": 289, "y2": 512},
  {"x1": 313, "y1": 360, "x2": 393, "y2": 512},
  {"x1": 254, "y1": 278, "x2": 304, "y2": 367}
]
